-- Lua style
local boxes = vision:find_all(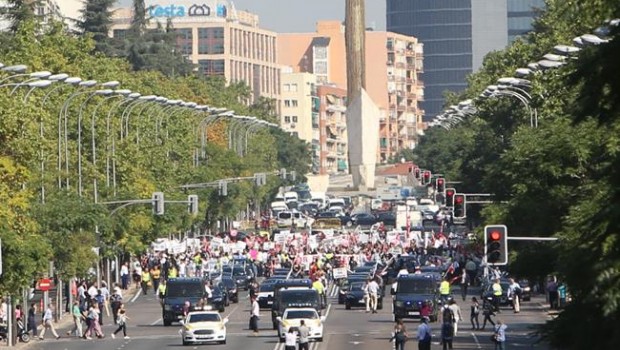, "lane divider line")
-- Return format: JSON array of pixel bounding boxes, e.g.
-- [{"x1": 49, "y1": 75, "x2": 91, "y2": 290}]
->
[
  {"x1": 324, "y1": 303, "x2": 332, "y2": 319},
  {"x1": 471, "y1": 332, "x2": 482, "y2": 349},
  {"x1": 130, "y1": 289, "x2": 141, "y2": 303},
  {"x1": 150, "y1": 317, "x2": 162, "y2": 326}
]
